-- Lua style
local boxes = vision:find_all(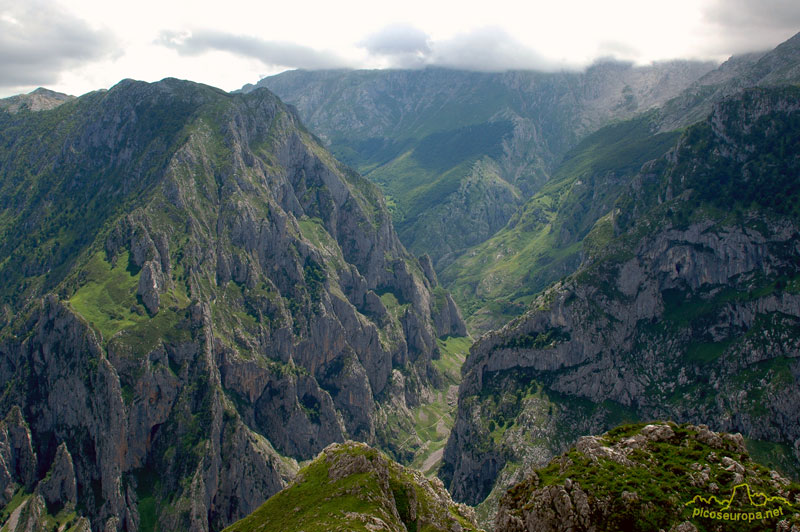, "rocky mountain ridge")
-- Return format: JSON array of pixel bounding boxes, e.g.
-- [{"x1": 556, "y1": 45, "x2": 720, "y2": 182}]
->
[
  {"x1": 0, "y1": 77, "x2": 464, "y2": 531},
  {"x1": 658, "y1": 31, "x2": 800, "y2": 131},
  {"x1": 223, "y1": 440, "x2": 481, "y2": 532},
  {"x1": 439, "y1": 31, "x2": 800, "y2": 332},
  {"x1": 440, "y1": 86, "x2": 800, "y2": 523}
]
